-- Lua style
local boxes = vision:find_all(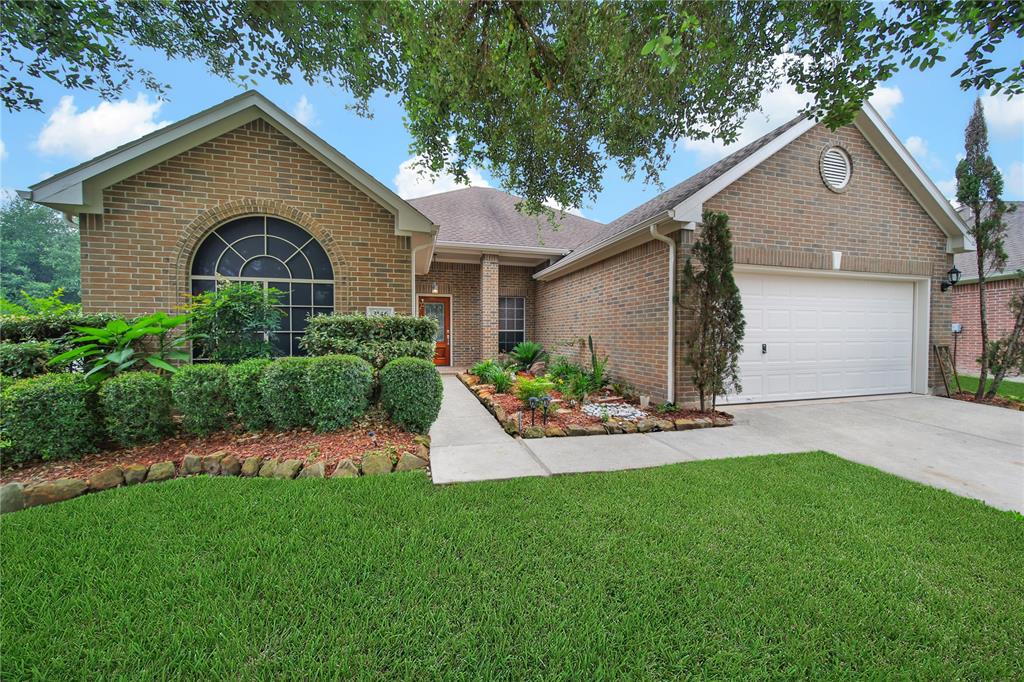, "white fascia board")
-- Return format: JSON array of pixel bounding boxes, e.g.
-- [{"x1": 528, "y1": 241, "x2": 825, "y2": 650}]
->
[
  {"x1": 670, "y1": 117, "x2": 817, "y2": 223},
  {"x1": 435, "y1": 240, "x2": 570, "y2": 257},
  {"x1": 25, "y1": 91, "x2": 437, "y2": 236},
  {"x1": 854, "y1": 103, "x2": 973, "y2": 253}
]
